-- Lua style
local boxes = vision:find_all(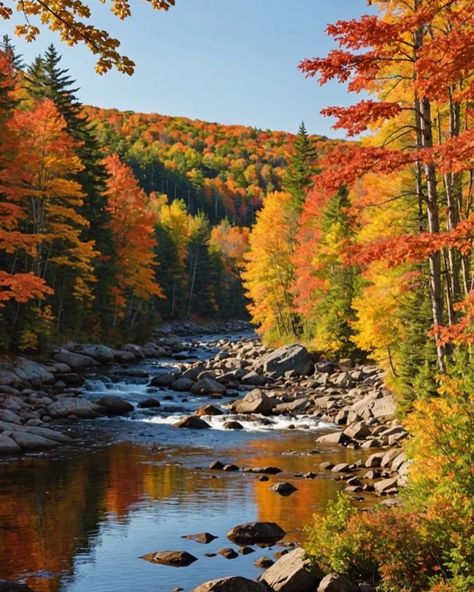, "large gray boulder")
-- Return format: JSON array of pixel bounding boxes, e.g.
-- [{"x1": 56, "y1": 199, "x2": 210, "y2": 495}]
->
[
  {"x1": 10, "y1": 430, "x2": 59, "y2": 451},
  {"x1": 191, "y1": 378, "x2": 226, "y2": 395},
  {"x1": 15, "y1": 358, "x2": 55, "y2": 385},
  {"x1": 174, "y1": 416, "x2": 211, "y2": 429},
  {"x1": 54, "y1": 350, "x2": 99, "y2": 371},
  {"x1": 255, "y1": 344, "x2": 314, "y2": 377},
  {"x1": 47, "y1": 397, "x2": 103, "y2": 419},
  {"x1": 260, "y1": 547, "x2": 324, "y2": 592},
  {"x1": 66, "y1": 343, "x2": 116, "y2": 364},
  {"x1": 371, "y1": 395, "x2": 396, "y2": 419},
  {"x1": 0, "y1": 434, "x2": 21, "y2": 454},
  {"x1": 227, "y1": 521, "x2": 285, "y2": 544},
  {"x1": 233, "y1": 389, "x2": 276, "y2": 415},
  {"x1": 193, "y1": 577, "x2": 266, "y2": 592}
]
